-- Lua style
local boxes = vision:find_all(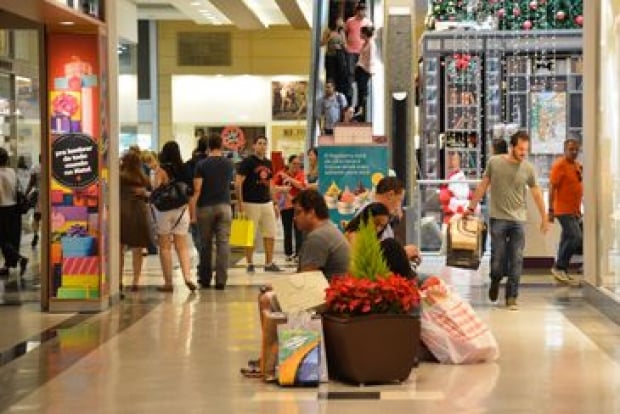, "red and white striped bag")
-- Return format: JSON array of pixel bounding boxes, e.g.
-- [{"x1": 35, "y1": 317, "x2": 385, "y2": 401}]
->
[{"x1": 420, "y1": 280, "x2": 499, "y2": 364}]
